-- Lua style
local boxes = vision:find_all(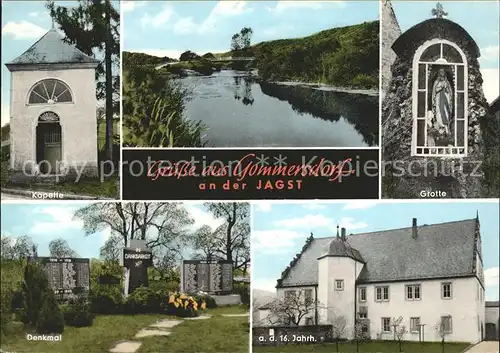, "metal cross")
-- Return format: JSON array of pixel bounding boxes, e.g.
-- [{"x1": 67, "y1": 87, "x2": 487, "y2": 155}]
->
[{"x1": 431, "y1": 2, "x2": 448, "y2": 18}]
